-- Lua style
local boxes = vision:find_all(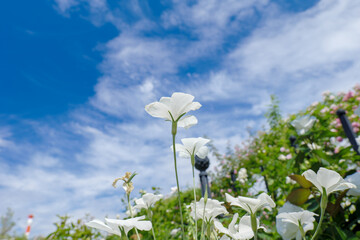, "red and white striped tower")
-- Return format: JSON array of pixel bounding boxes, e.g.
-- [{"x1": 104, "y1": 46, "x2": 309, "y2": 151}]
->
[{"x1": 25, "y1": 214, "x2": 33, "y2": 239}]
